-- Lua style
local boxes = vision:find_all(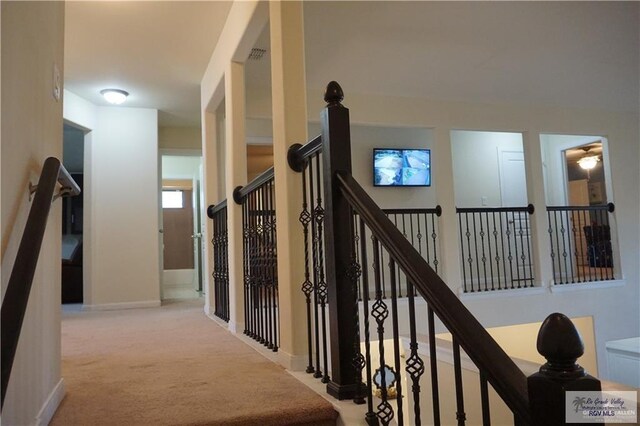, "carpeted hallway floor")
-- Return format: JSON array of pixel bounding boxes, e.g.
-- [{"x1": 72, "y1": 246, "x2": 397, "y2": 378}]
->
[{"x1": 51, "y1": 299, "x2": 337, "y2": 426}]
